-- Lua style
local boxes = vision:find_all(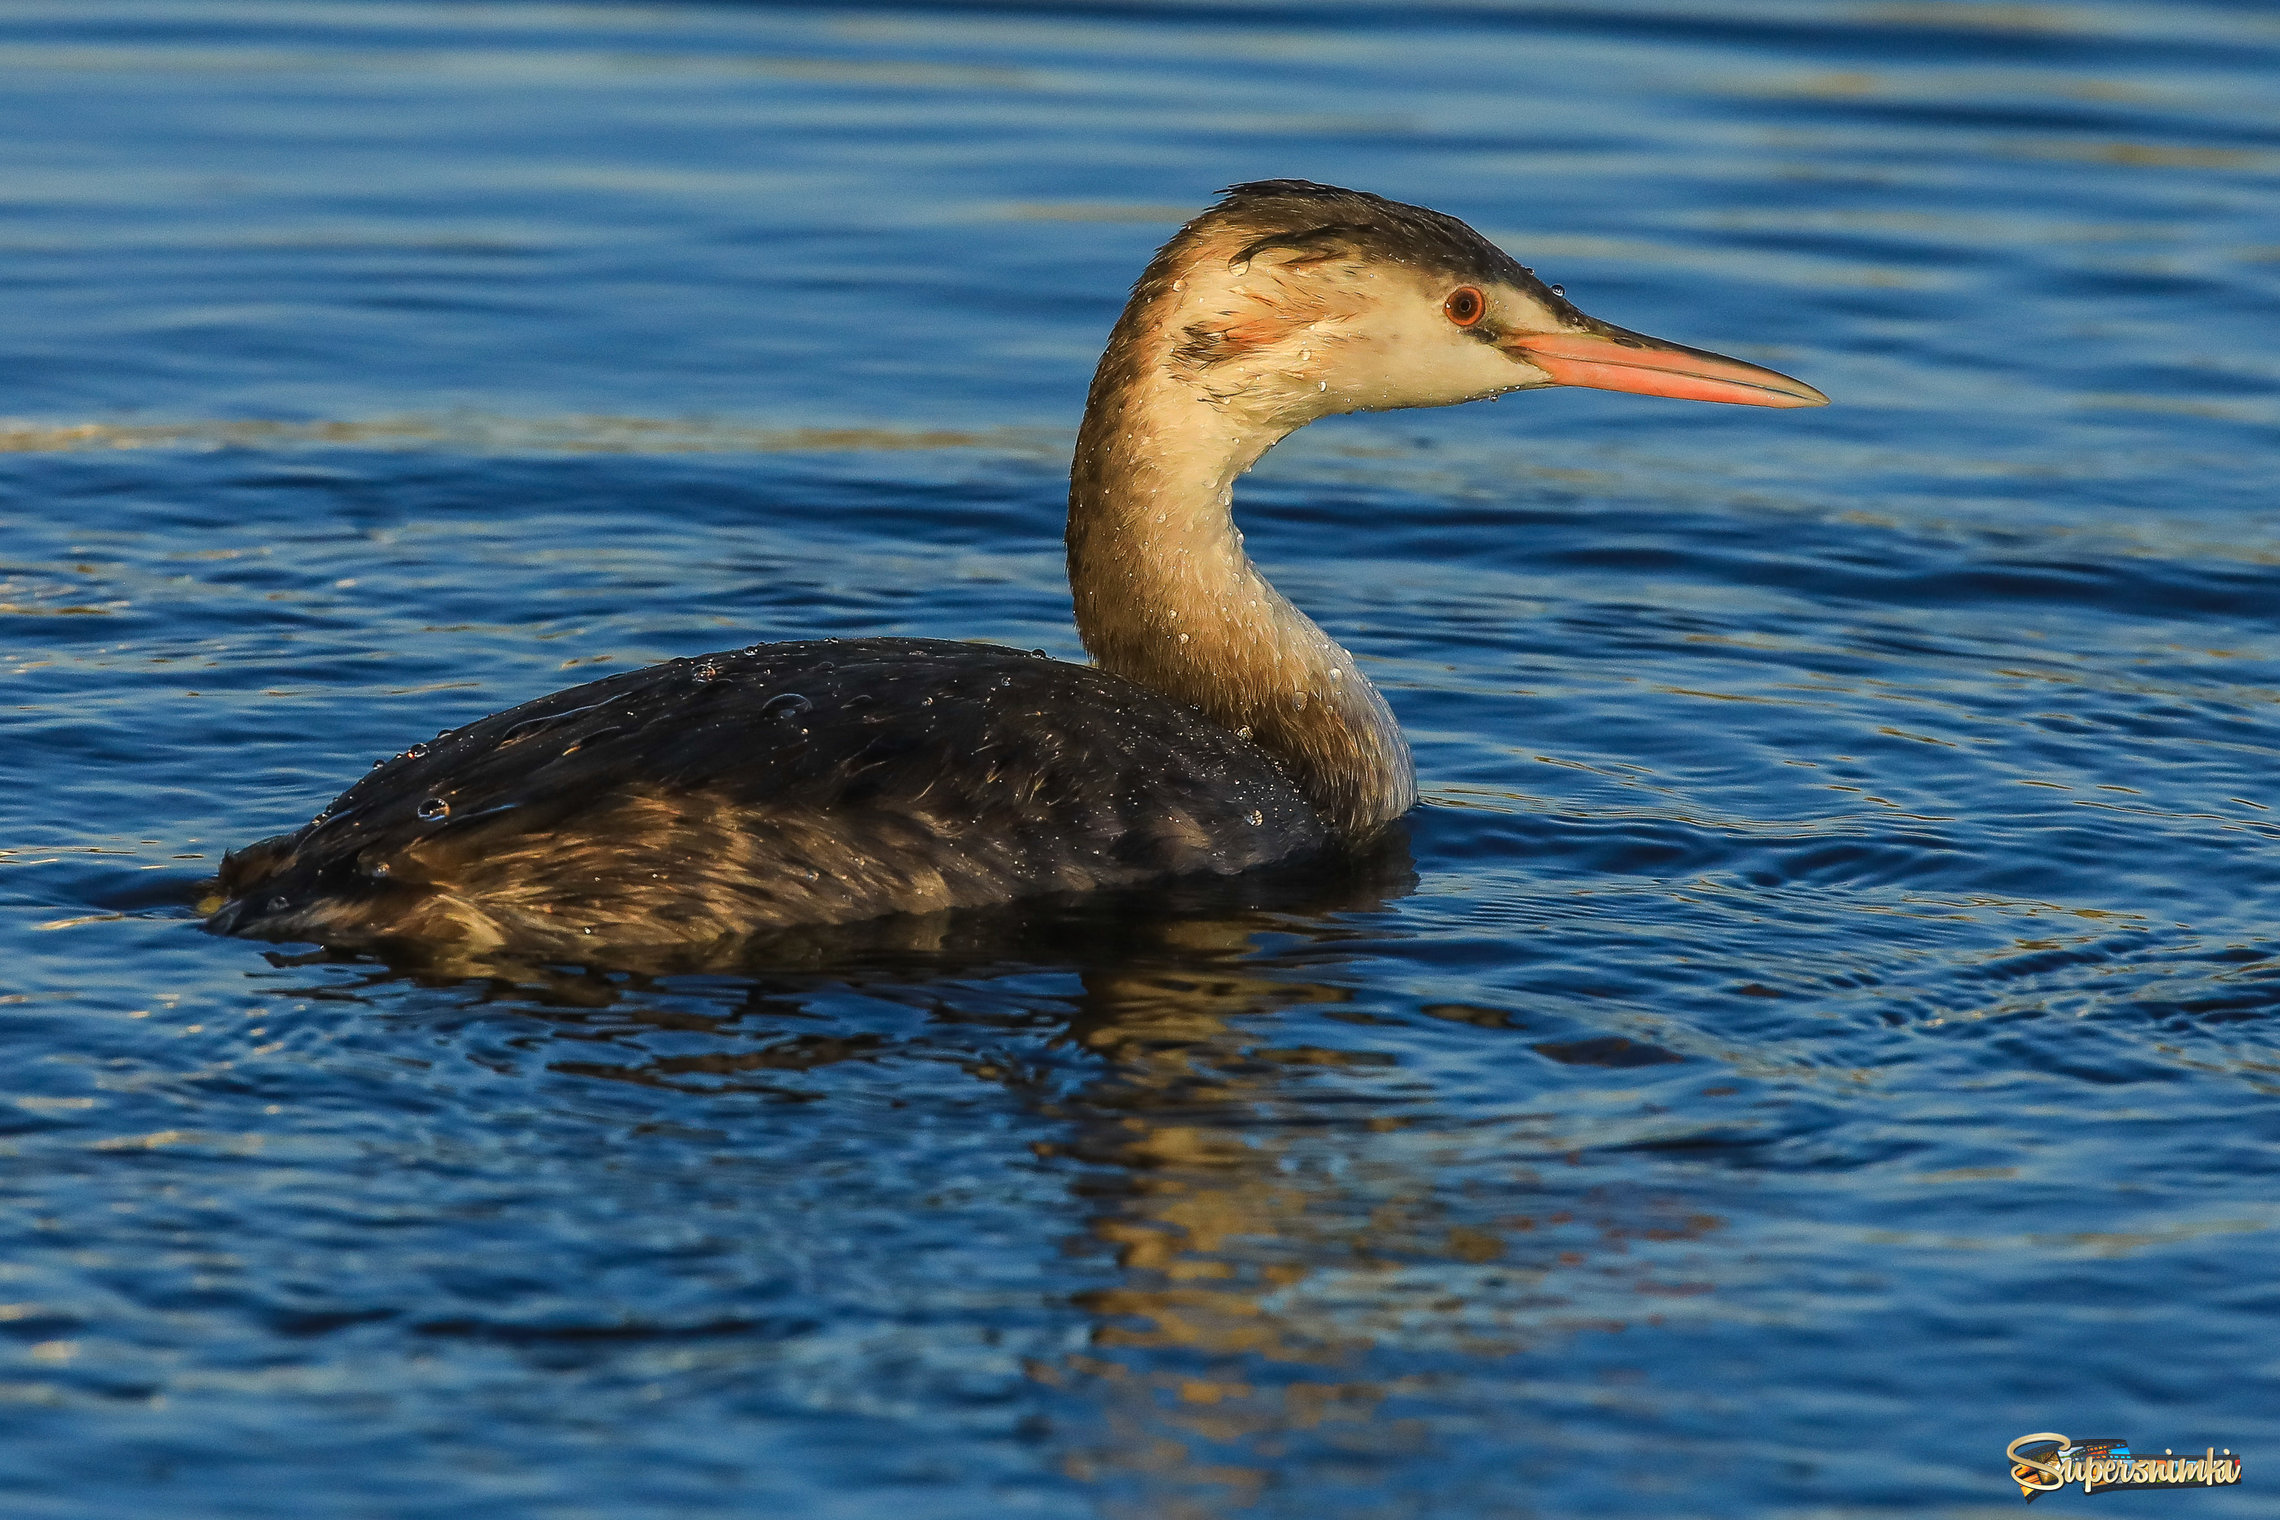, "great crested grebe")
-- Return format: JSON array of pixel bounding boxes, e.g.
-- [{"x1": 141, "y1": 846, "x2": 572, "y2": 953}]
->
[{"x1": 208, "y1": 181, "x2": 1824, "y2": 957}]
